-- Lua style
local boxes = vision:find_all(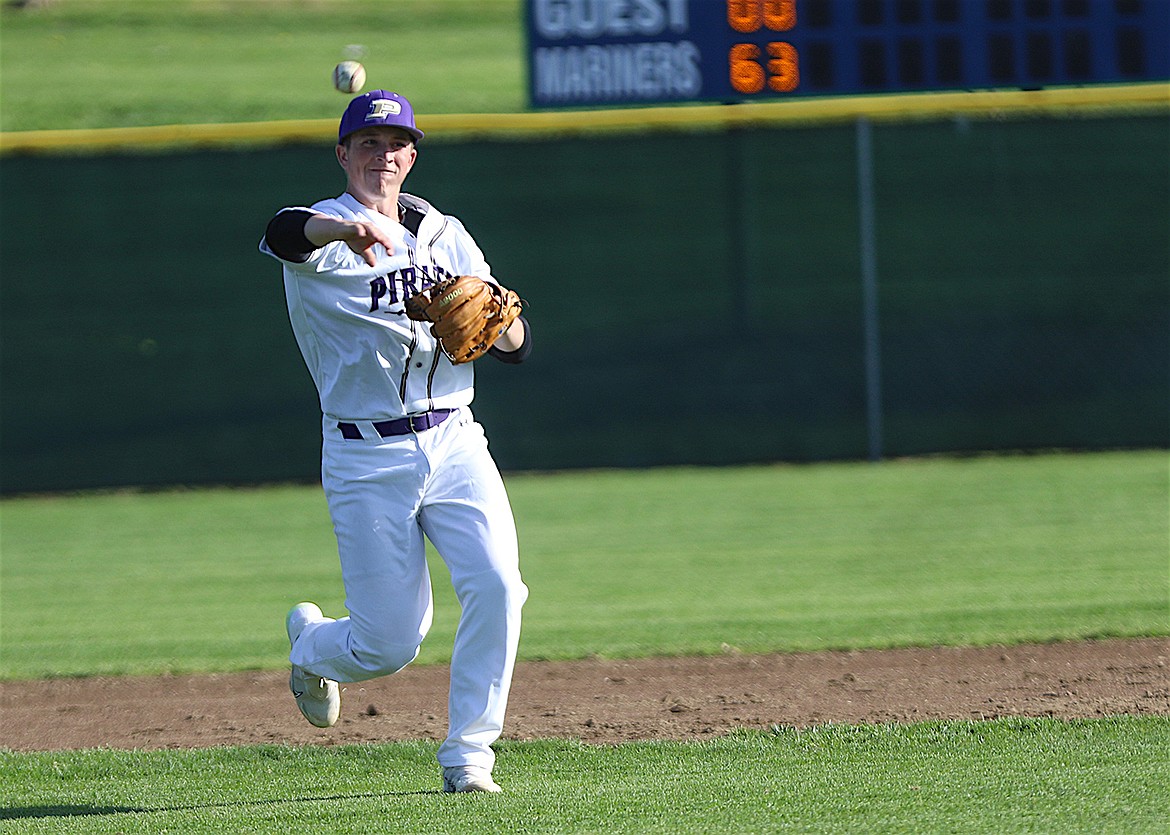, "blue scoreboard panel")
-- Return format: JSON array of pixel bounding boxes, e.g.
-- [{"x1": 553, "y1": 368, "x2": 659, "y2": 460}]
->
[{"x1": 527, "y1": 0, "x2": 1170, "y2": 108}]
